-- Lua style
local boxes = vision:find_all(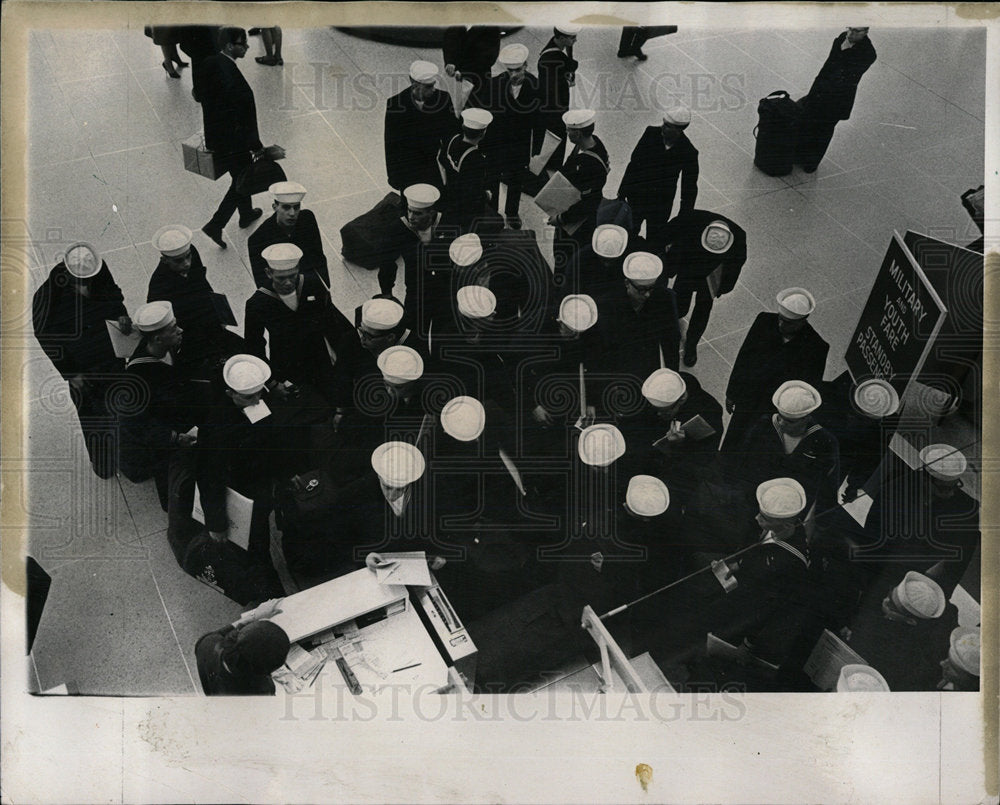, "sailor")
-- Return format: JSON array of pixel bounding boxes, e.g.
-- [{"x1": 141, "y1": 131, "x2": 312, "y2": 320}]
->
[
  {"x1": 438, "y1": 107, "x2": 494, "y2": 232},
  {"x1": 724, "y1": 287, "x2": 829, "y2": 450},
  {"x1": 248, "y1": 181, "x2": 330, "y2": 288},
  {"x1": 537, "y1": 23, "x2": 582, "y2": 170}
]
